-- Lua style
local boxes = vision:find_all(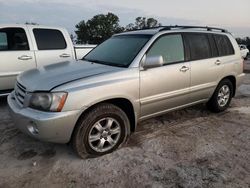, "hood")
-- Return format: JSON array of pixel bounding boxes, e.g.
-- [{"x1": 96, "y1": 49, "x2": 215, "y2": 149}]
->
[{"x1": 18, "y1": 60, "x2": 122, "y2": 91}]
